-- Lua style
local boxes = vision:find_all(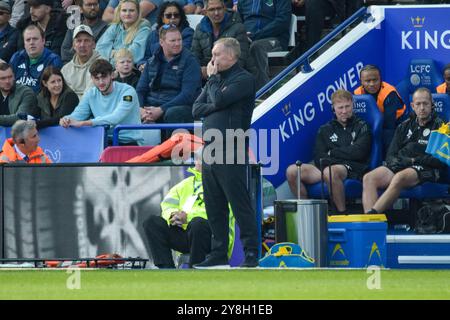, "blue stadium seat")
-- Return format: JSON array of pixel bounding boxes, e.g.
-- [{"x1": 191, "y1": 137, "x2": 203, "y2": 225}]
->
[
  {"x1": 306, "y1": 94, "x2": 383, "y2": 199},
  {"x1": 432, "y1": 93, "x2": 450, "y2": 121},
  {"x1": 396, "y1": 59, "x2": 444, "y2": 119}
]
